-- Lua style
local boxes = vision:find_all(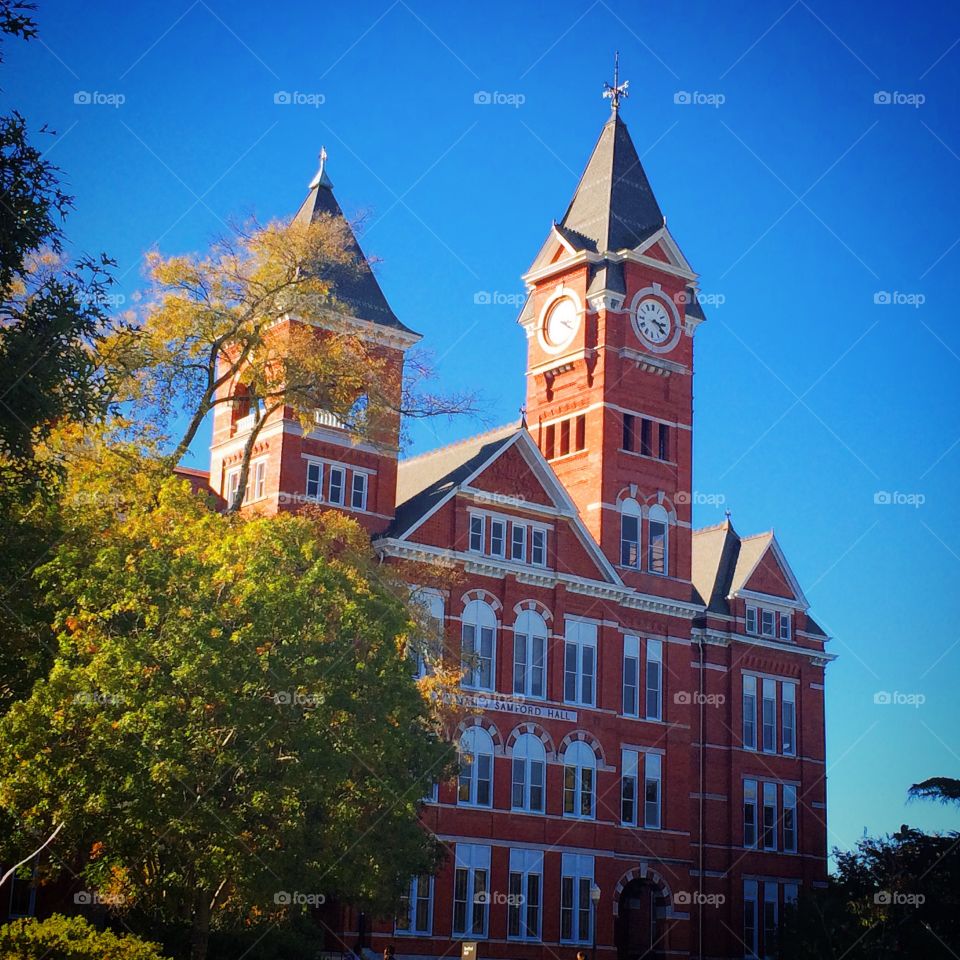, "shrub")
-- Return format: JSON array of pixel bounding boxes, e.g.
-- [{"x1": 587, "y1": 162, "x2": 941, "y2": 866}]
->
[{"x1": 0, "y1": 914, "x2": 171, "y2": 960}]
